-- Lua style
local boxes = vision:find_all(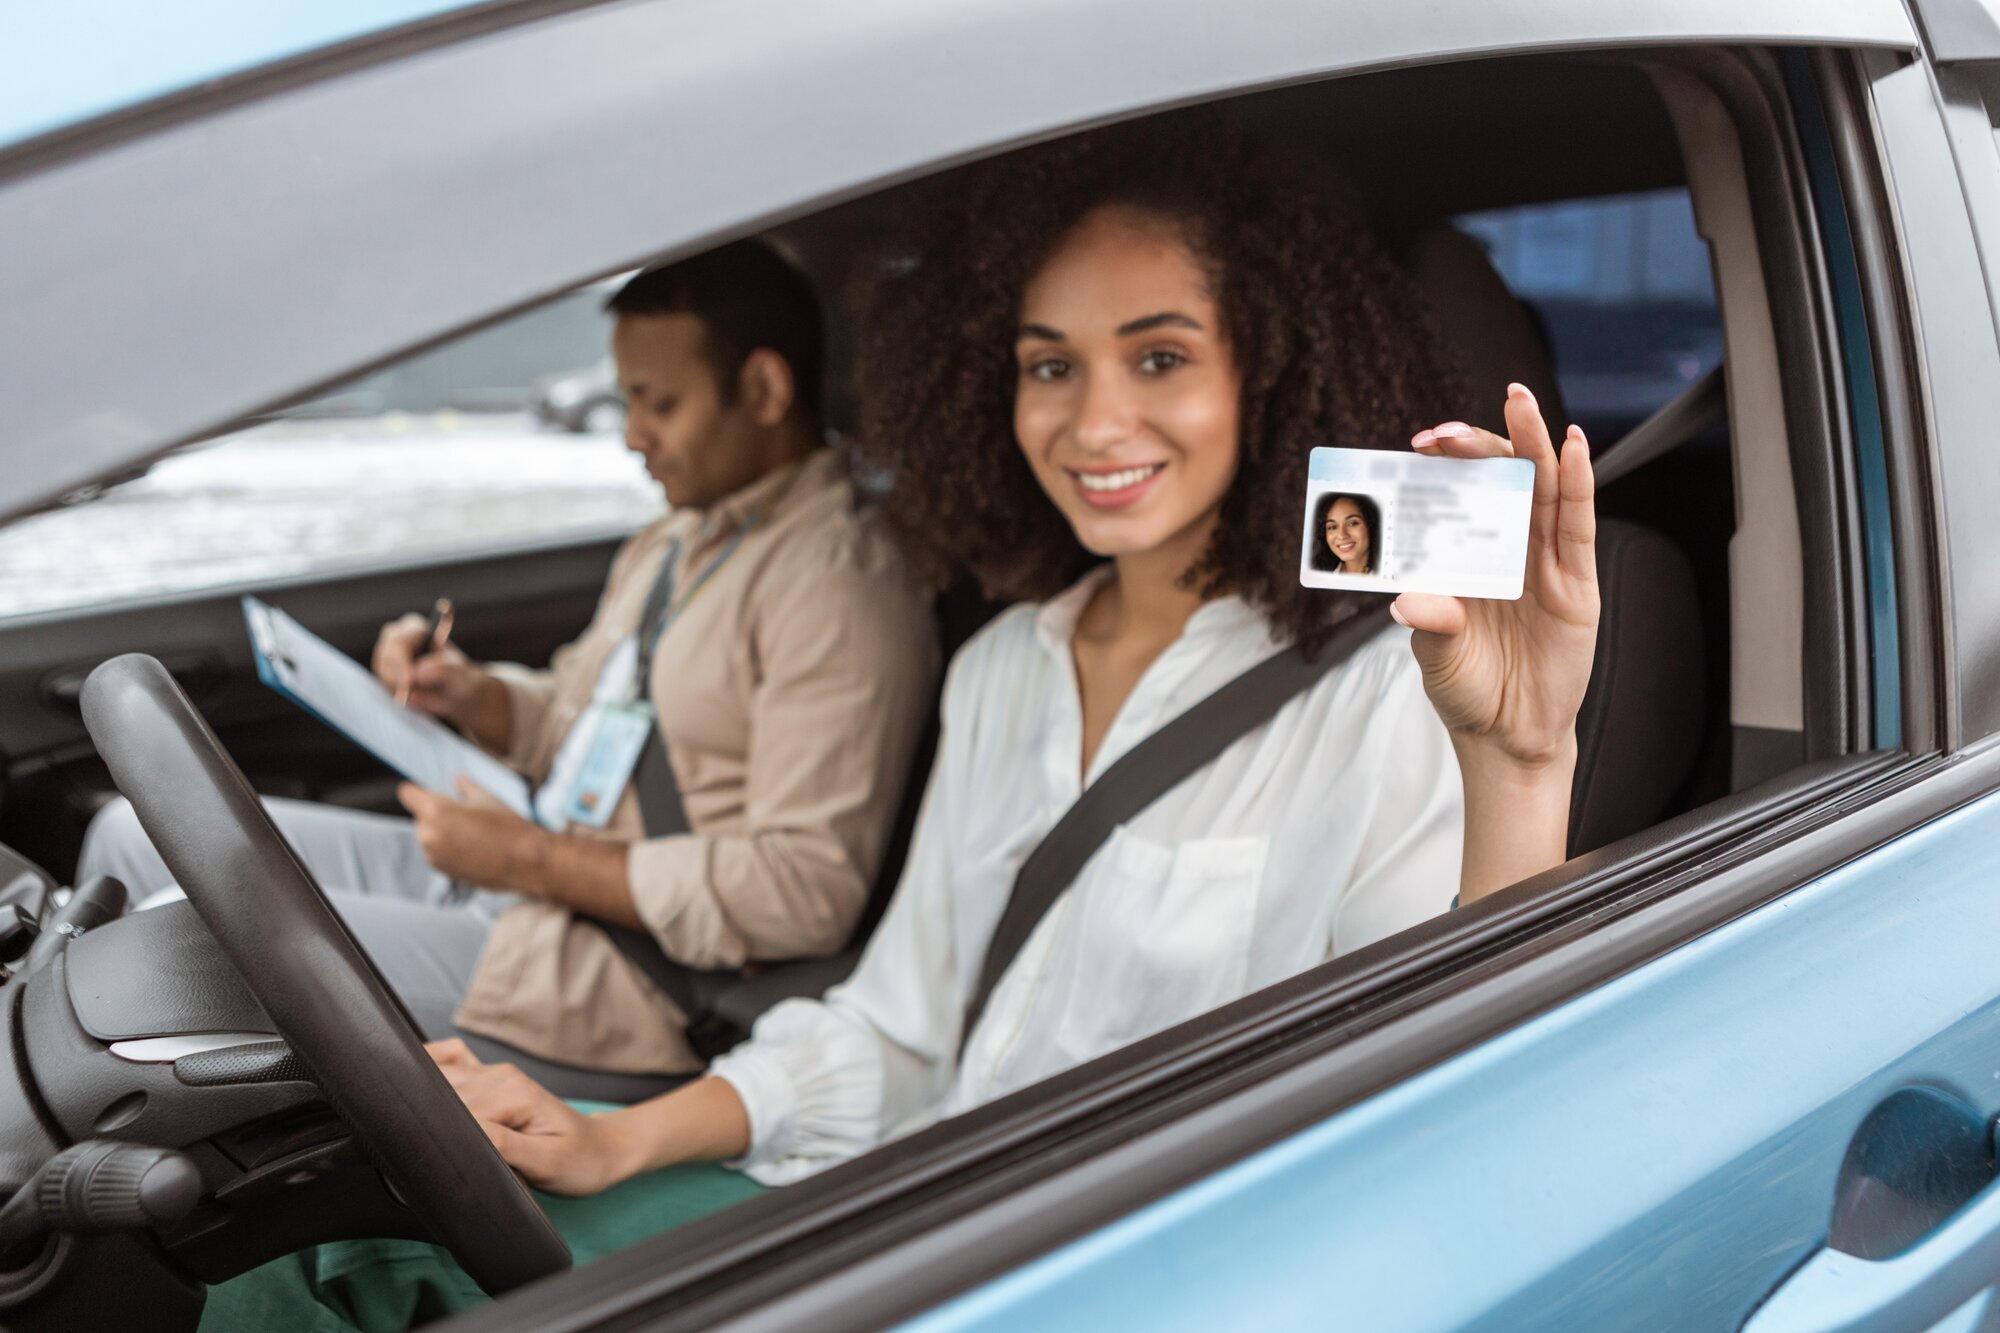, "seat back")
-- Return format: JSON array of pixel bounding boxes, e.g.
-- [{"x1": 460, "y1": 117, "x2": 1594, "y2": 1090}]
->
[{"x1": 1569, "y1": 519, "x2": 1705, "y2": 853}]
